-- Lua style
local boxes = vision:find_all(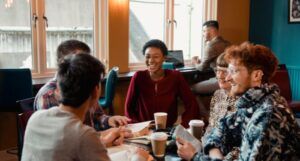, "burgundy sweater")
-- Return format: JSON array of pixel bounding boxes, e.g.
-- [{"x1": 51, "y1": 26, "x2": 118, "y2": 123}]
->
[{"x1": 125, "y1": 70, "x2": 200, "y2": 127}]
